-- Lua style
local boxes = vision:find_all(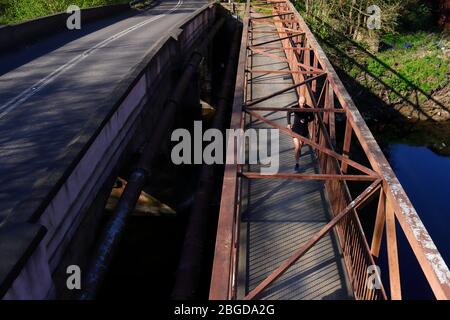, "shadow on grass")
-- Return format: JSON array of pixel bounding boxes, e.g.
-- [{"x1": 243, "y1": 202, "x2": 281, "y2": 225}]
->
[{"x1": 306, "y1": 14, "x2": 449, "y2": 121}]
